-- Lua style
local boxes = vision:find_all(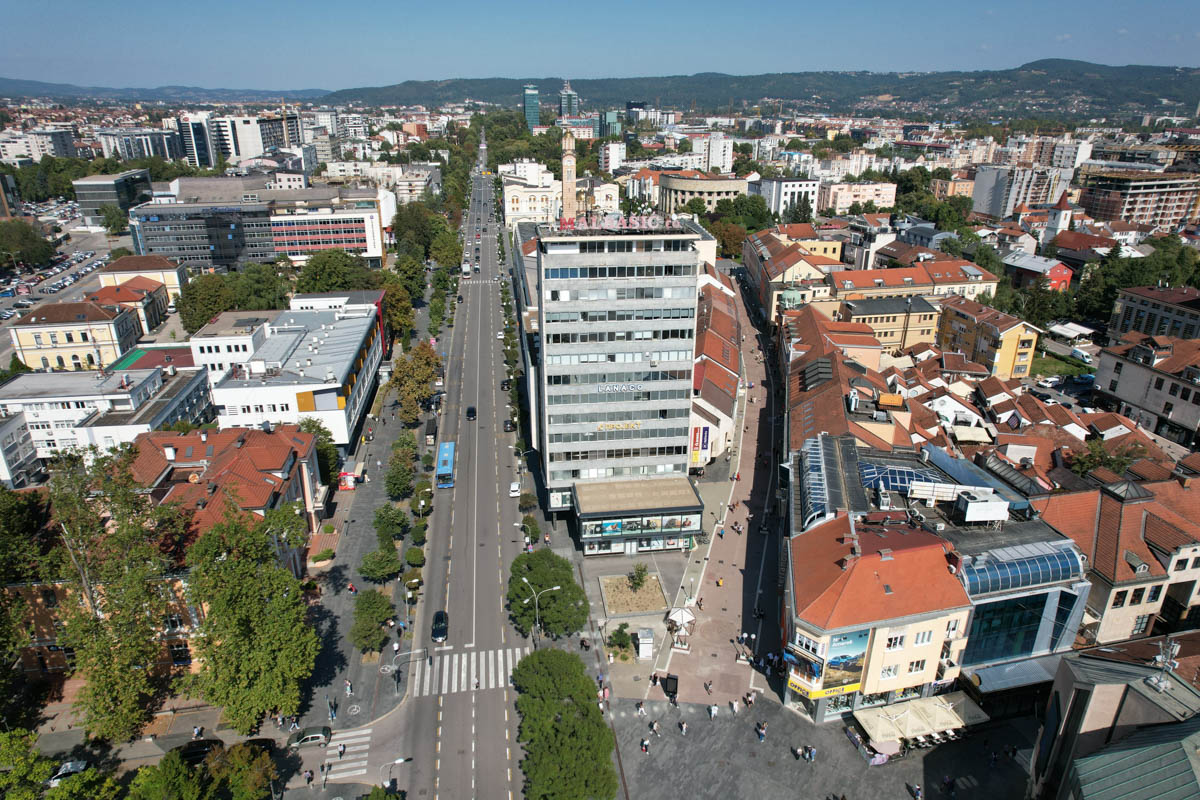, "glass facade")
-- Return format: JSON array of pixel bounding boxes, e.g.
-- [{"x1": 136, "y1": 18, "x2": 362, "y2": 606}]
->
[
  {"x1": 962, "y1": 549, "x2": 1083, "y2": 596},
  {"x1": 960, "y1": 589, "x2": 1082, "y2": 666}
]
